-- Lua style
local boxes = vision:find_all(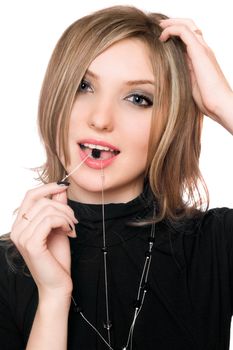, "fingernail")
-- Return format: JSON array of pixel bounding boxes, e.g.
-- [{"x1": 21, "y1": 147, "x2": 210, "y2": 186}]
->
[
  {"x1": 68, "y1": 229, "x2": 77, "y2": 238},
  {"x1": 68, "y1": 232, "x2": 77, "y2": 238},
  {"x1": 159, "y1": 34, "x2": 166, "y2": 42},
  {"x1": 68, "y1": 224, "x2": 77, "y2": 238},
  {"x1": 57, "y1": 181, "x2": 70, "y2": 186}
]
